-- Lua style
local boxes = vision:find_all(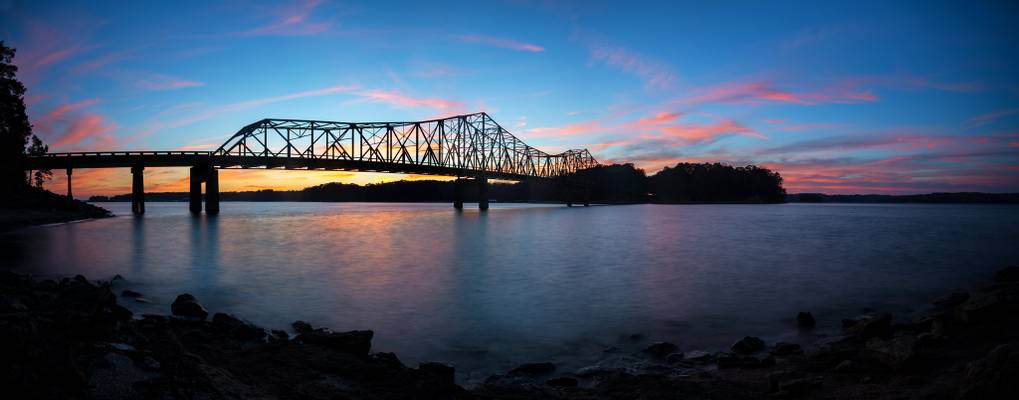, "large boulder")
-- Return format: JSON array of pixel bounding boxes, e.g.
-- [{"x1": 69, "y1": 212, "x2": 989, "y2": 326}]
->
[
  {"x1": 211, "y1": 313, "x2": 266, "y2": 341},
  {"x1": 993, "y1": 266, "x2": 1019, "y2": 283},
  {"x1": 295, "y1": 329, "x2": 373, "y2": 358},
  {"x1": 731, "y1": 336, "x2": 766, "y2": 355},
  {"x1": 643, "y1": 341, "x2": 678, "y2": 357},
  {"x1": 797, "y1": 312, "x2": 816, "y2": 327},
  {"x1": 957, "y1": 343, "x2": 1019, "y2": 399},
  {"x1": 509, "y1": 362, "x2": 556, "y2": 376},
  {"x1": 842, "y1": 313, "x2": 892, "y2": 340},
  {"x1": 864, "y1": 335, "x2": 920, "y2": 369},
  {"x1": 170, "y1": 293, "x2": 208, "y2": 320},
  {"x1": 772, "y1": 342, "x2": 803, "y2": 356}
]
